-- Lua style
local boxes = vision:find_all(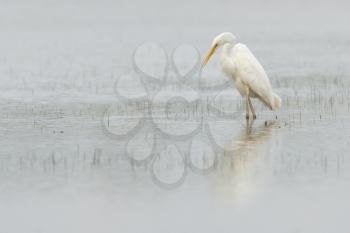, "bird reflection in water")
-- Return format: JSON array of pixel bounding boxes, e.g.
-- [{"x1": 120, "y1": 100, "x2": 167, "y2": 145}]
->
[{"x1": 212, "y1": 120, "x2": 281, "y2": 205}]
